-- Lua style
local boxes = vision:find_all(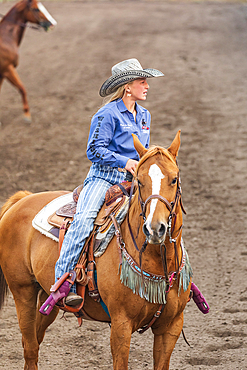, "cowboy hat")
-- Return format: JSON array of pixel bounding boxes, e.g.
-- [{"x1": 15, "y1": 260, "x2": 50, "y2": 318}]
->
[{"x1": 99, "y1": 58, "x2": 164, "y2": 97}]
